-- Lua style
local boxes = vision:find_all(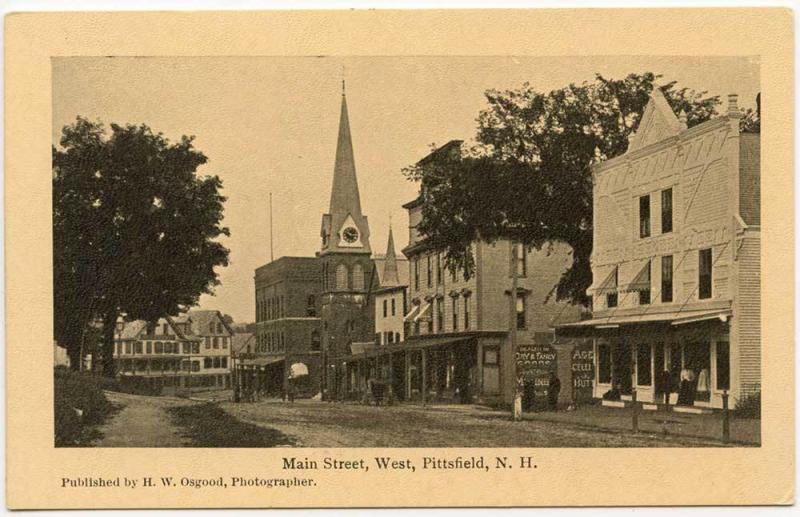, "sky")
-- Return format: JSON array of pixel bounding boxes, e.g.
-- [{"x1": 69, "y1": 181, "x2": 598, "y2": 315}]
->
[{"x1": 52, "y1": 56, "x2": 759, "y2": 323}]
